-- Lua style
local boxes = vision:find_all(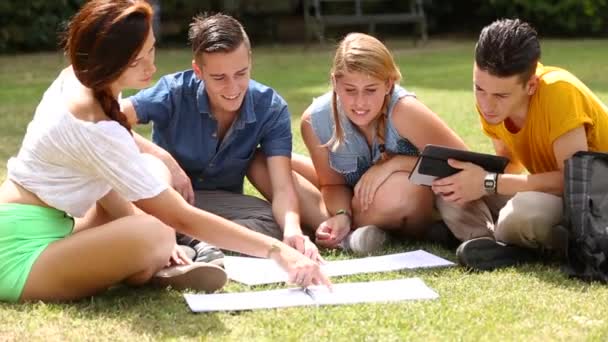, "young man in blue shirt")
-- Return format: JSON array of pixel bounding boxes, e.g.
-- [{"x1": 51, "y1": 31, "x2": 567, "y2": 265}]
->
[{"x1": 122, "y1": 14, "x2": 320, "y2": 264}]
